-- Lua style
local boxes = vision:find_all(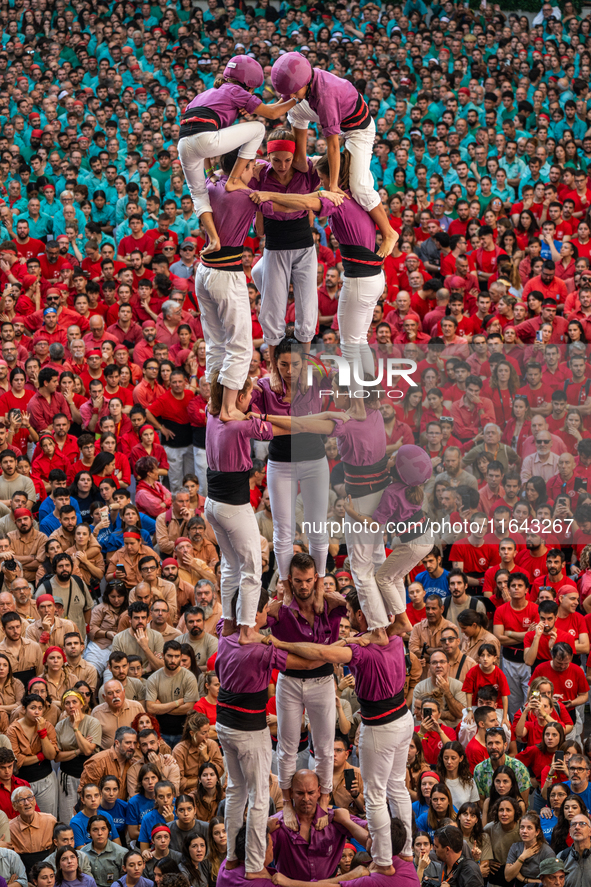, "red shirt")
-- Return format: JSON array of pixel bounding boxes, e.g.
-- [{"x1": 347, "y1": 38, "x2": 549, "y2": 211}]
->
[
  {"x1": 0, "y1": 775, "x2": 38, "y2": 819},
  {"x1": 14, "y1": 237, "x2": 44, "y2": 260},
  {"x1": 150, "y1": 389, "x2": 194, "y2": 425},
  {"x1": 118, "y1": 233, "x2": 155, "y2": 257},
  {"x1": 523, "y1": 628, "x2": 576, "y2": 661},
  {"x1": 482, "y1": 562, "x2": 527, "y2": 596},
  {"x1": 466, "y1": 736, "x2": 489, "y2": 772},
  {"x1": 406, "y1": 602, "x2": 426, "y2": 627},
  {"x1": 462, "y1": 665, "x2": 510, "y2": 708},
  {"x1": 448, "y1": 540, "x2": 491, "y2": 576},
  {"x1": 413, "y1": 724, "x2": 457, "y2": 766},
  {"x1": 529, "y1": 660, "x2": 589, "y2": 702},
  {"x1": 515, "y1": 549, "x2": 549, "y2": 581},
  {"x1": 531, "y1": 574, "x2": 577, "y2": 601},
  {"x1": 555, "y1": 611, "x2": 588, "y2": 644},
  {"x1": 493, "y1": 601, "x2": 539, "y2": 654},
  {"x1": 193, "y1": 696, "x2": 217, "y2": 725}
]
